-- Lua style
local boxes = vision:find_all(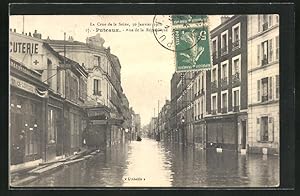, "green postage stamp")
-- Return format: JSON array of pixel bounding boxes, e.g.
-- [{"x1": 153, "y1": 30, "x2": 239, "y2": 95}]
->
[{"x1": 173, "y1": 15, "x2": 211, "y2": 72}]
